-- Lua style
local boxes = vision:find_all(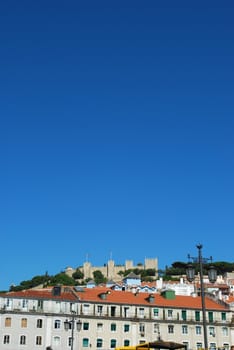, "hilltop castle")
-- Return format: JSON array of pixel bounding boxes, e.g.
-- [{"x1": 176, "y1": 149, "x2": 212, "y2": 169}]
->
[{"x1": 65, "y1": 258, "x2": 158, "y2": 281}]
